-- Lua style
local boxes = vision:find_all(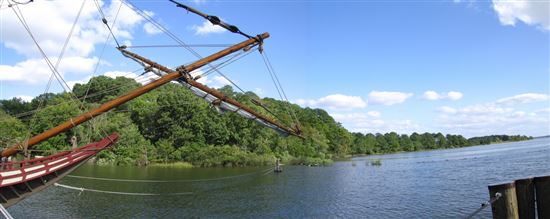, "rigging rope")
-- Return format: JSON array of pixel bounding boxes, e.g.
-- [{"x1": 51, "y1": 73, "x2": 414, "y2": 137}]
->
[
  {"x1": 83, "y1": 0, "x2": 123, "y2": 103},
  {"x1": 66, "y1": 167, "x2": 274, "y2": 183},
  {"x1": 10, "y1": 4, "x2": 75, "y2": 95},
  {"x1": 464, "y1": 192, "x2": 501, "y2": 219},
  {"x1": 121, "y1": 0, "x2": 257, "y2": 96},
  {"x1": 27, "y1": 0, "x2": 87, "y2": 142},
  {"x1": 260, "y1": 51, "x2": 301, "y2": 130},
  {"x1": 125, "y1": 44, "x2": 233, "y2": 48},
  {"x1": 0, "y1": 203, "x2": 13, "y2": 219},
  {"x1": 54, "y1": 183, "x2": 193, "y2": 196},
  {"x1": 93, "y1": 0, "x2": 120, "y2": 48},
  {"x1": 0, "y1": 71, "x2": 157, "y2": 120}
]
